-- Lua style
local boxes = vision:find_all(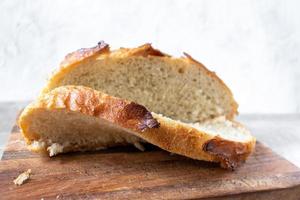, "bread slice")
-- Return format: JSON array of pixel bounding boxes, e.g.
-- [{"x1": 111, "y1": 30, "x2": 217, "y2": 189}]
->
[
  {"x1": 19, "y1": 86, "x2": 255, "y2": 170},
  {"x1": 41, "y1": 42, "x2": 238, "y2": 122}
]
